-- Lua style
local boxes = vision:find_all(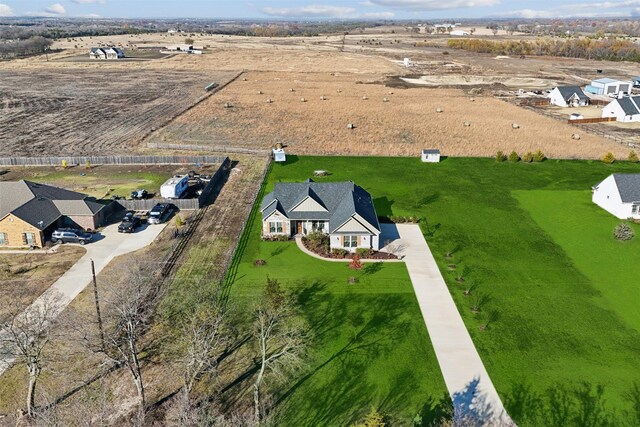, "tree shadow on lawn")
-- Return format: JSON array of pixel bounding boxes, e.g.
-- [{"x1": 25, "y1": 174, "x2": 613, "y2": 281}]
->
[
  {"x1": 373, "y1": 197, "x2": 394, "y2": 217},
  {"x1": 276, "y1": 286, "x2": 422, "y2": 426}
]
